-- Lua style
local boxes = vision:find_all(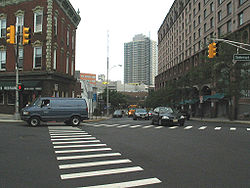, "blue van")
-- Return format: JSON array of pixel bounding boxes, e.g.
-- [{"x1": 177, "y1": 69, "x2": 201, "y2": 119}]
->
[{"x1": 21, "y1": 97, "x2": 88, "y2": 127}]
